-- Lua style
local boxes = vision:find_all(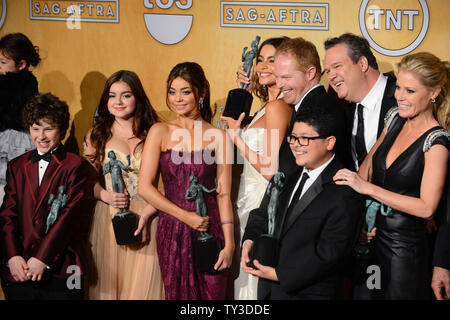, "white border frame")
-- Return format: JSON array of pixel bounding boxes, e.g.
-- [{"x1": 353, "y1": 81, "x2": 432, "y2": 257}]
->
[
  {"x1": 29, "y1": 0, "x2": 120, "y2": 23},
  {"x1": 359, "y1": 0, "x2": 429, "y2": 57},
  {"x1": 220, "y1": 1, "x2": 329, "y2": 30},
  {"x1": 0, "y1": 0, "x2": 6, "y2": 29}
]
